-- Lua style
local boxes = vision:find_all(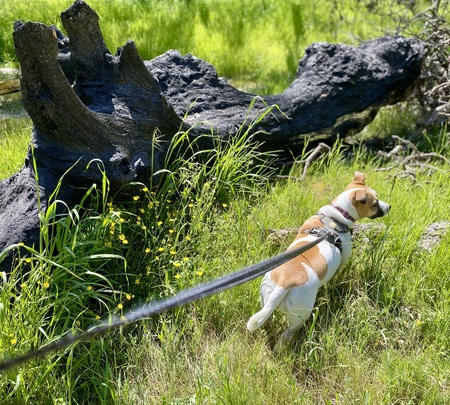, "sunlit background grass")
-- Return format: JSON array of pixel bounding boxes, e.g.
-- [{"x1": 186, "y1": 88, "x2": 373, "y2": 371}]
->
[{"x1": 0, "y1": 0, "x2": 429, "y2": 93}]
